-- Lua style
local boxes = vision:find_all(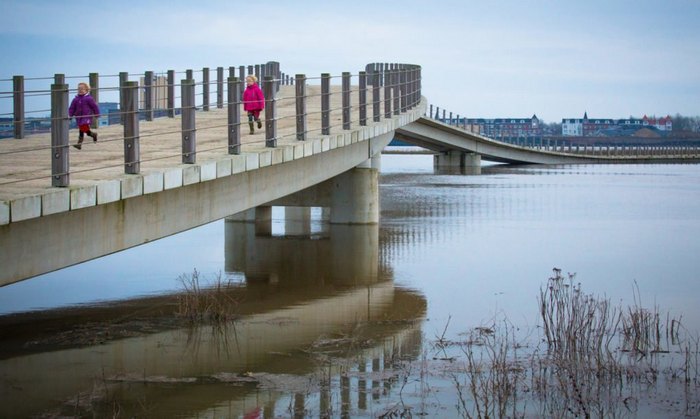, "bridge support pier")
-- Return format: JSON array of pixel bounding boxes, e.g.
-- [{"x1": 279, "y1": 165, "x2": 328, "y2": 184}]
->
[
  {"x1": 284, "y1": 206, "x2": 311, "y2": 236},
  {"x1": 329, "y1": 156, "x2": 380, "y2": 225},
  {"x1": 226, "y1": 206, "x2": 272, "y2": 236},
  {"x1": 224, "y1": 218, "x2": 379, "y2": 284},
  {"x1": 434, "y1": 151, "x2": 481, "y2": 174}
]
